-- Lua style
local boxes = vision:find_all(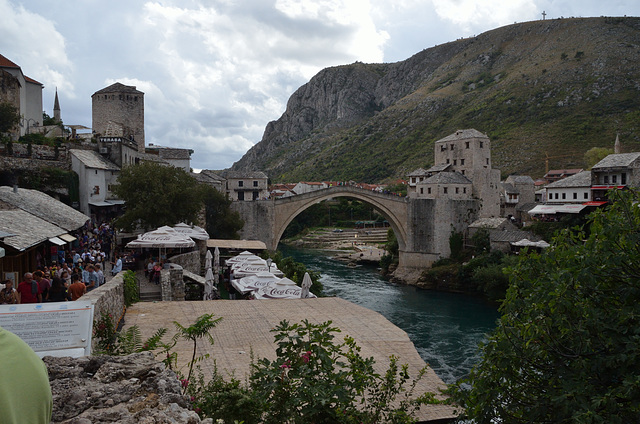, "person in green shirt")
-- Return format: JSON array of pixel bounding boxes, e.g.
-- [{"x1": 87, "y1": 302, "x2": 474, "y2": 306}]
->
[{"x1": 0, "y1": 326, "x2": 52, "y2": 423}]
